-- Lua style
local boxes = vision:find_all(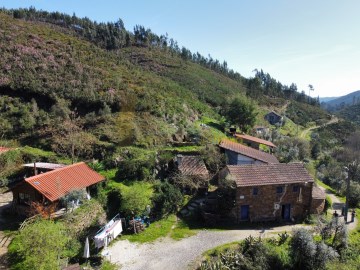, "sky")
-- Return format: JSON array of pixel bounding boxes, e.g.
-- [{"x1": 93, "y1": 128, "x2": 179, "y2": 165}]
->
[{"x1": 1, "y1": 0, "x2": 359, "y2": 97}]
